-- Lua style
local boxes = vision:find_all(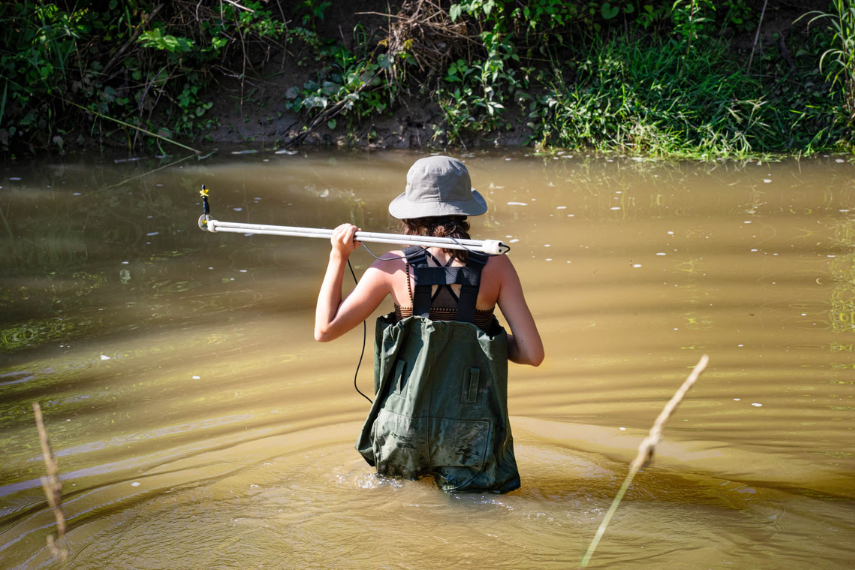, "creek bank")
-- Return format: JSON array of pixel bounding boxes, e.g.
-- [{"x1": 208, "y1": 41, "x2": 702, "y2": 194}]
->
[{"x1": 1, "y1": 0, "x2": 852, "y2": 158}]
